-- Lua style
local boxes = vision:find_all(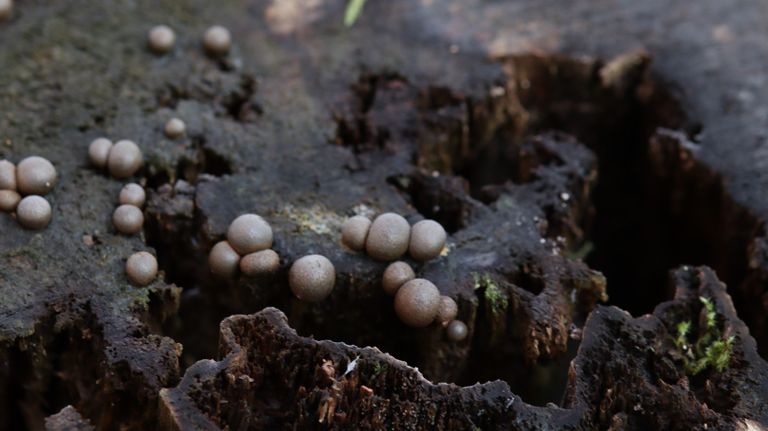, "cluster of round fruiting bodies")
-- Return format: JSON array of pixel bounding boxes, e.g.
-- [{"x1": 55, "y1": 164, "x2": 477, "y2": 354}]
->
[
  {"x1": 148, "y1": 25, "x2": 232, "y2": 56},
  {"x1": 112, "y1": 183, "x2": 146, "y2": 235},
  {"x1": 209, "y1": 214, "x2": 280, "y2": 278},
  {"x1": 0, "y1": 157, "x2": 56, "y2": 229},
  {"x1": 88, "y1": 138, "x2": 144, "y2": 179}
]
